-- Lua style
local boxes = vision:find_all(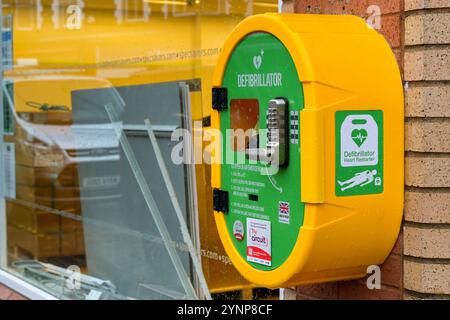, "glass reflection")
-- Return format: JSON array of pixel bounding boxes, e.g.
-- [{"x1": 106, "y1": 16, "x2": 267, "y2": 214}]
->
[{"x1": 1, "y1": 0, "x2": 280, "y2": 300}]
